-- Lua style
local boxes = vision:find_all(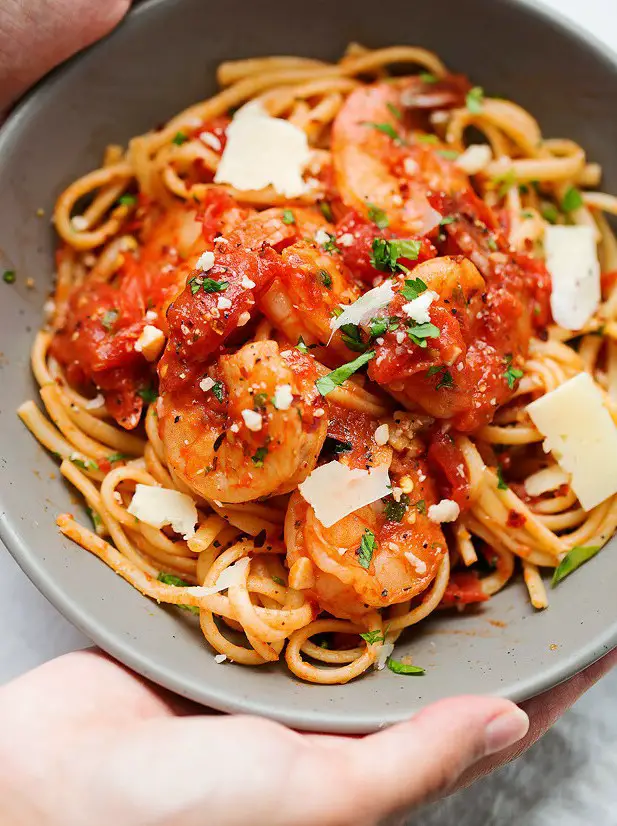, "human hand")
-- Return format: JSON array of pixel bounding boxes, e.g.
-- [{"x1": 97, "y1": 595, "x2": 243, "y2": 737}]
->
[
  {"x1": 0, "y1": 648, "x2": 614, "y2": 826},
  {"x1": 0, "y1": 0, "x2": 131, "y2": 113}
]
